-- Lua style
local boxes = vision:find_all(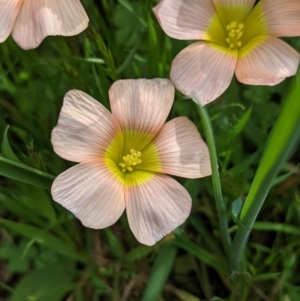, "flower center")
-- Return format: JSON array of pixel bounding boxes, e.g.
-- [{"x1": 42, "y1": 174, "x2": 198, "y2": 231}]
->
[
  {"x1": 119, "y1": 149, "x2": 142, "y2": 173},
  {"x1": 225, "y1": 21, "x2": 244, "y2": 50}
]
